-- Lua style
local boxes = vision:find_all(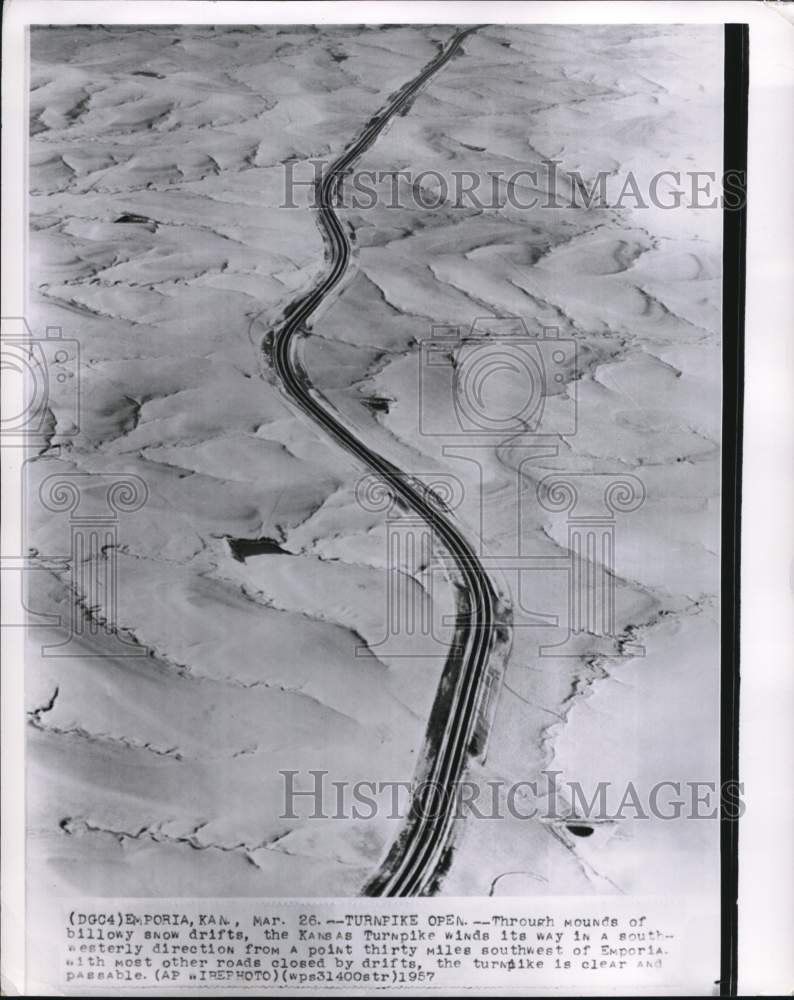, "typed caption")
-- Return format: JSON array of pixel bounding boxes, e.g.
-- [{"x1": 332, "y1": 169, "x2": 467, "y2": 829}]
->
[{"x1": 52, "y1": 896, "x2": 718, "y2": 994}]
